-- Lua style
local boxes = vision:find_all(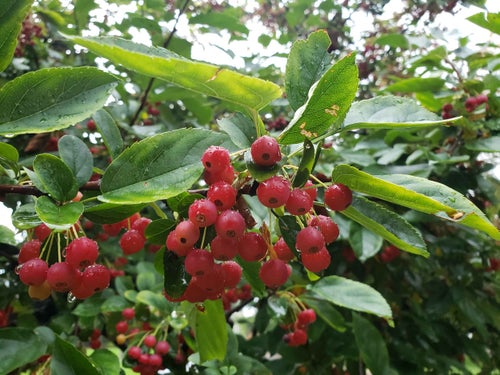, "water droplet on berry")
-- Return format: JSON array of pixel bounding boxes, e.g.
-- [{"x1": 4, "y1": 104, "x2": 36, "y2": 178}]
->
[{"x1": 67, "y1": 292, "x2": 76, "y2": 303}]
